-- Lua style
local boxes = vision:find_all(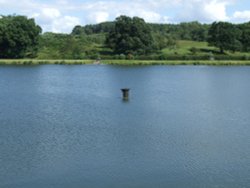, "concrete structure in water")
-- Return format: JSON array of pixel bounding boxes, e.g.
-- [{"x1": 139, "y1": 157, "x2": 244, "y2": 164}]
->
[{"x1": 121, "y1": 88, "x2": 130, "y2": 100}]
